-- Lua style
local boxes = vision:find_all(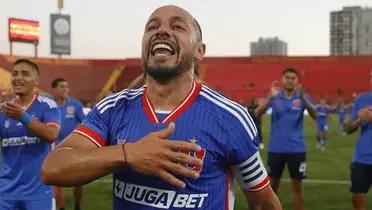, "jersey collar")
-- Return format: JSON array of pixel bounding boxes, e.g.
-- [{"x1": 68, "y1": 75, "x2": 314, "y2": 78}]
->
[
  {"x1": 24, "y1": 94, "x2": 37, "y2": 111},
  {"x1": 142, "y1": 81, "x2": 201, "y2": 123}
]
